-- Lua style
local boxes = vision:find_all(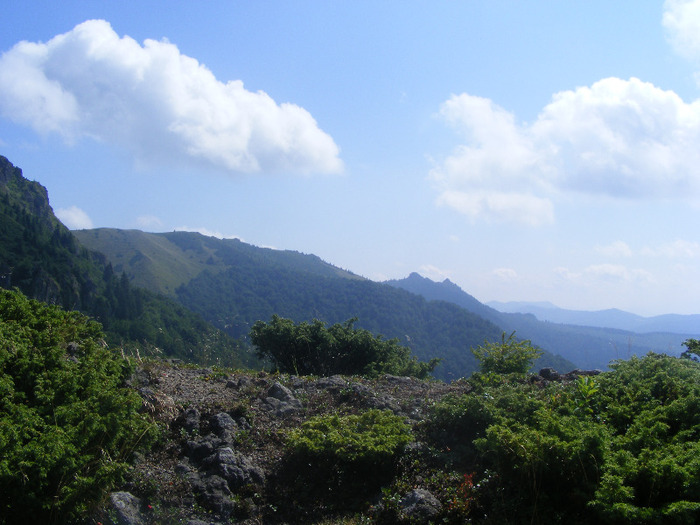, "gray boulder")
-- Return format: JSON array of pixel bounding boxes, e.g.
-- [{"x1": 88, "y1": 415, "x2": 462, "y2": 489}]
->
[
  {"x1": 203, "y1": 447, "x2": 265, "y2": 488},
  {"x1": 107, "y1": 491, "x2": 145, "y2": 525},
  {"x1": 399, "y1": 488, "x2": 442, "y2": 522},
  {"x1": 264, "y1": 382, "x2": 302, "y2": 416},
  {"x1": 188, "y1": 473, "x2": 237, "y2": 518}
]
